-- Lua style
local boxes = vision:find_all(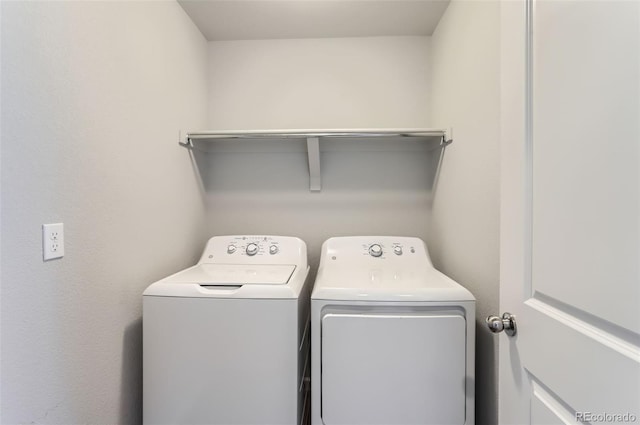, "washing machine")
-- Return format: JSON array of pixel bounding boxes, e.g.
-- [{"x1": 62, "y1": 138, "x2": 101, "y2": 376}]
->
[
  {"x1": 143, "y1": 235, "x2": 311, "y2": 425},
  {"x1": 311, "y1": 236, "x2": 475, "y2": 425}
]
